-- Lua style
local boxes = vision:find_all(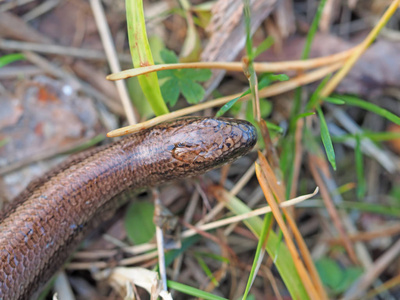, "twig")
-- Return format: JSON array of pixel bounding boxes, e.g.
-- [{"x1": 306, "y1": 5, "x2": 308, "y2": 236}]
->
[
  {"x1": 90, "y1": 0, "x2": 137, "y2": 125},
  {"x1": 0, "y1": 39, "x2": 132, "y2": 63}
]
